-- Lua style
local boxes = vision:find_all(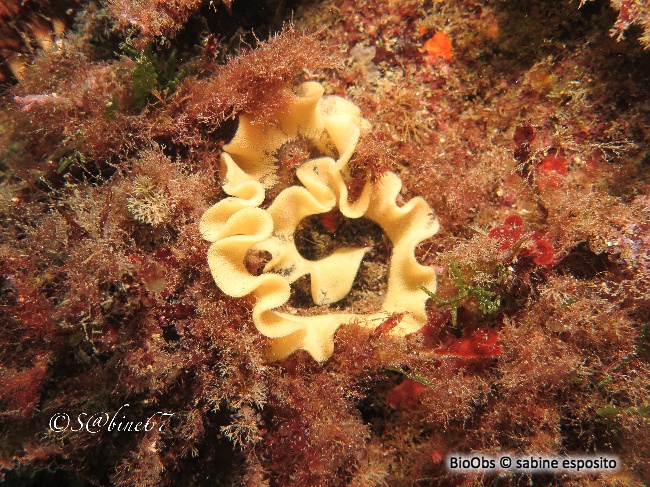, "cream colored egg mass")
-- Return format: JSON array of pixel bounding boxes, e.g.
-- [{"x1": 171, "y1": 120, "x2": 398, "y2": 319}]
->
[{"x1": 200, "y1": 81, "x2": 439, "y2": 361}]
